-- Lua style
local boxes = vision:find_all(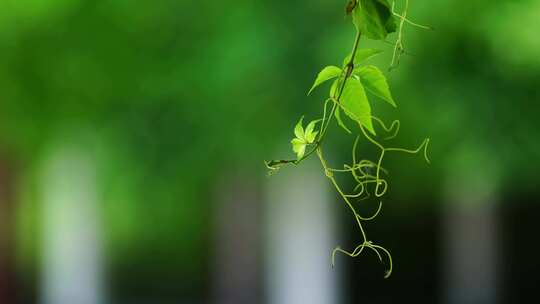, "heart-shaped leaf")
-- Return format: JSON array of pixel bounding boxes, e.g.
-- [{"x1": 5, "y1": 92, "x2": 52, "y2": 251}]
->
[
  {"x1": 340, "y1": 78, "x2": 376, "y2": 135},
  {"x1": 355, "y1": 65, "x2": 396, "y2": 107},
  {"x1": 353, "y1": 0, "x2": 396, "y2": 40},
  {"x1": 308, "y1": 66, "x2": 342, "y2": 95}
]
